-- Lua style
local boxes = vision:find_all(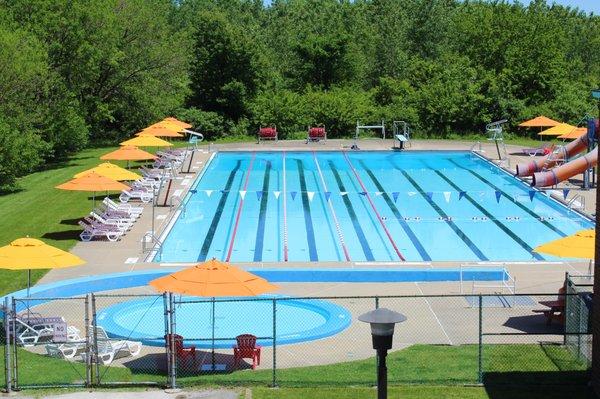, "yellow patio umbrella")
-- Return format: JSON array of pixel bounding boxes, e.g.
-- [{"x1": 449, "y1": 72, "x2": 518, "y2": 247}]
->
[
  {"x1": 558, "y1": 127, "x2": 587, "y2": 140},
  {"x1": 120, "y1": 136, "x2": 172, "y2": 147},
  {"x1": 0, "y1": 237, "x2": 85, "y2": 296},
  {"x1": 150, "y1": 258, "x2": 279, "y2": 369},
  {"x1": 533, "y1": 229, "x2": 595, "y2": 260},
  {"x1": 135, "y1": 126, "x2": 184, "y2": 138},
  {"x1": 74, "y1": 162, "x2": 141, "y2": 181},
  {"x1": 162, "y1": 117, "x2": 192, "y2": 129},
  {"x1": 539, "y1": 123, "x2": 578, "y2": 136},
  {"x1": 518, "y1": 116, "x2": 561, "y2": 128},
  {"x1": 56, "y1": 171, "x2": 130, "y2": 207}
]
